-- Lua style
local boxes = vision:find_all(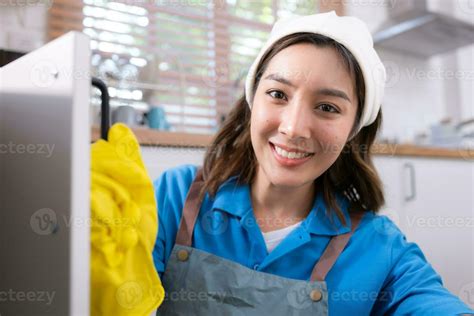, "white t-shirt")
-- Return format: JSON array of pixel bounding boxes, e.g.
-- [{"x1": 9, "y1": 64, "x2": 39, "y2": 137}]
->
[{"x1": 262, "y1": 220, "x2": 303, "y2": 253}]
